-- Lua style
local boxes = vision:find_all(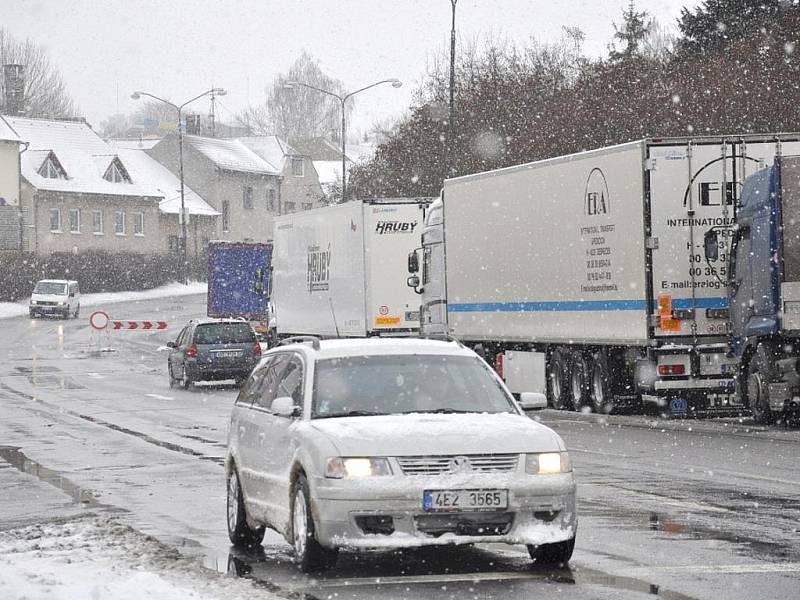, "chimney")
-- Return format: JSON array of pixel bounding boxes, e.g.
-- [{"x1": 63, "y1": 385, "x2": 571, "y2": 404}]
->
[
  {"x1": 185, "y1": 113, "x2": 202, "y2": 135},
  {"x1": 3, "y1": 64, "x2": 24, "y2": 116}
]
